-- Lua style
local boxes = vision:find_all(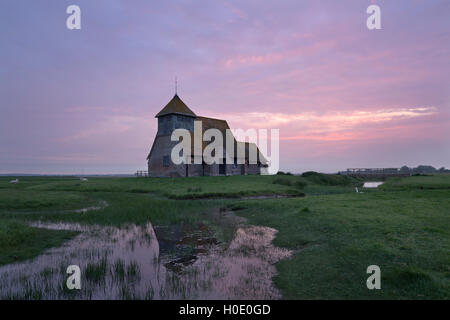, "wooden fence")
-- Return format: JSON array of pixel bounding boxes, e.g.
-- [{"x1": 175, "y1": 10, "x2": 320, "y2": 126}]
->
[{"x1": 135, "y1": 171, "x2": 149, "y2": 177}]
